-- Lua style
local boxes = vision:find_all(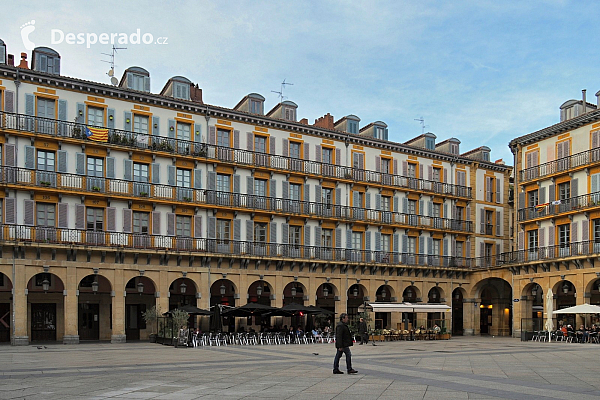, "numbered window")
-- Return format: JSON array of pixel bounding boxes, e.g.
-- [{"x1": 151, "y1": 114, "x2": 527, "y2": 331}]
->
[
  {"x1": 176, "y1": 215, "x2": 191, "y2": 237},
  {"x1": 177, "y1": 168, "x2": 191, "y2": 188},
  {"x1": 290, "y1": 183, "x2": 301, "y2": 201},
  {"x1": 133, "y1": 163, "x2": 149, "y2": 183},
  {"x1": 87, "y1": 157, "x2": 103, "y2": 177},
  {"x1": 352, "y1": 231, "x2": 363, "y2": 249},
  {"x1": 37, "y1": 150, "x2": 55, "y2": 172},
  {"x1": 37, "y1": 97, "x2": 55, "y2": 119},
  {"x1": 254, "y1": 222, "x2": 267, "y2": 243},
  {"x1": 133, "y1": 115, "x2": 149, "y2": 134},
  {"x1": 254, "y1": 136, "x2": 267, "y2": 153},
  {"x1": 87, "y1": 107, "x2": 104, "y2": 127},
  {"x1": 289, "y1": 142, "x2": 301, "y2": 159},
  {"x1": 254, "y1": 179, "x2": 267, "y2": 197},
  {"x1": 217, "y1": 219, "x2": 230, "y2": 243},
  {"x1": 37, "y1": 203, "x2": 55, "y2": 227},
  {"x1": 177, "y1": 122, "x2": 191, "y2": 141},
  {"x1": 133, "y1": 211, "x2": 149, "y2": 234},
  {"x1": 217, "y1": 173, "x2": 230, "y2": 192},
  {"x1": 217, "y1": 128, "x2": 230, "y2": 147},
  {"x1": 86, "y1": 208, "x2": 103, "y2": 231},
  {"x1": 322, "y1": 228, "x2": 333, "y2": 248},
  {"x1": 289, "y1": 225, "x2": 302, "y2": 246}
]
